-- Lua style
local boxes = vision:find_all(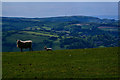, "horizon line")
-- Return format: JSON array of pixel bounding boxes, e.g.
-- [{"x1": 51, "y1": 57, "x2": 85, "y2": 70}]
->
[{"x1": 1, "y1": 15, "x2": 118, "y2": 20}]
